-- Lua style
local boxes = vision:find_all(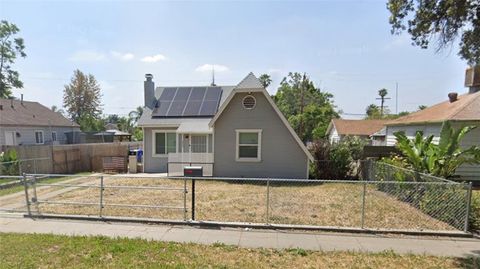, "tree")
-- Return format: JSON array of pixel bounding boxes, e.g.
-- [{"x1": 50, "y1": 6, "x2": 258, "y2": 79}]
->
[
  {"x1": 366, "y1": 104, "x2": 382, "y2": 119},
  {"x1": 50, "y1": 105, "x2": 65, "y2": 116},
  {"x1": 274, "y1": 72, "x2": 338, "y2": 142},
  {"x1": 418, "y1": 105, "x2": 428, "y2": 111},
  {"x1": 63, "y1": 70, "x2": 102, "y2": 122},
  {"x1": 77, "y1": 115, "x2": 105, "y2": 132},
  {"x1": 393, "y1": 121, "x2": 480, "y2": 178},
  {"x1": 0, "y1": 20, "x2": 26, "y2": 98},
  {"x1": 259, "y1": 74, "x2": 272, "y2": 88},
  {"x1": 388, "y1": 0, "x2": 480, "y2": 65},
  {"x1": 377, "y1": 88, "x2": 389, "y2": 116},
  {"x1": 128, "y1": 106, "x2": 144, "y2": 124}
]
